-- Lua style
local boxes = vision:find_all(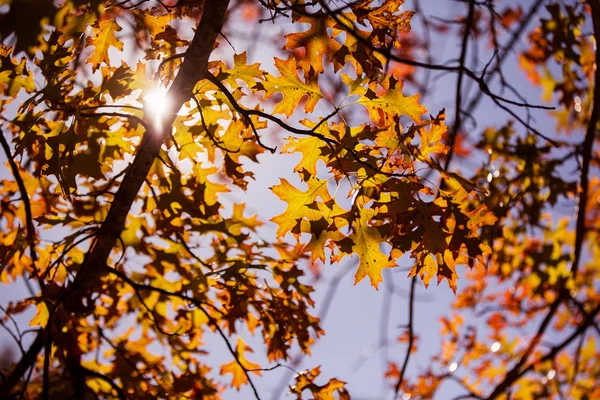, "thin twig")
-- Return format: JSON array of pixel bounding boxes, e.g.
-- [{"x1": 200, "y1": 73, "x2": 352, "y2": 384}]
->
[
  {"x1": 394, "y1": 276, "x2": 416, "y2": 394},
  {"x1": 443, "y1": 0, "x2": 475, "y2": 175},
  {"x1": 0, "y1": 129, "x2": 39, "y2": 278},
  {"x1": 198, "y1": 304, "x2": 263, "y2": 400}
]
